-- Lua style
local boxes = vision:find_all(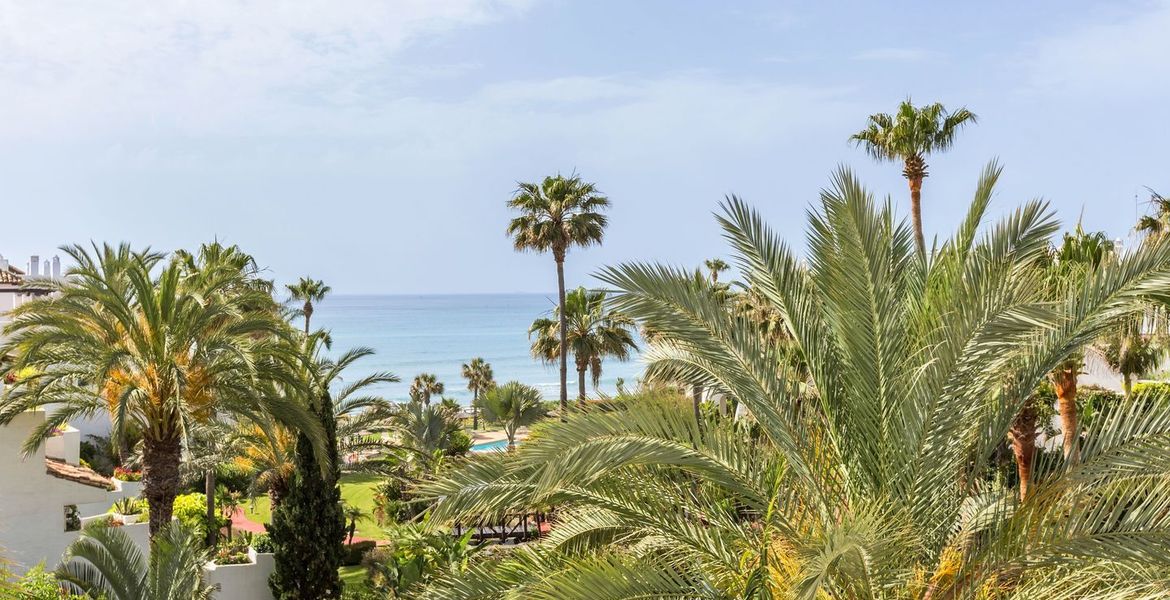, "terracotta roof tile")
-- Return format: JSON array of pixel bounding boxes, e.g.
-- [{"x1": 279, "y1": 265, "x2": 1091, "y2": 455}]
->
[
  {"x1": 0, "y1": 267, "x2": 21, "y2": 285},
  {"x1": 45, "y1": 457, "x2": 114, "y2": 490}
]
